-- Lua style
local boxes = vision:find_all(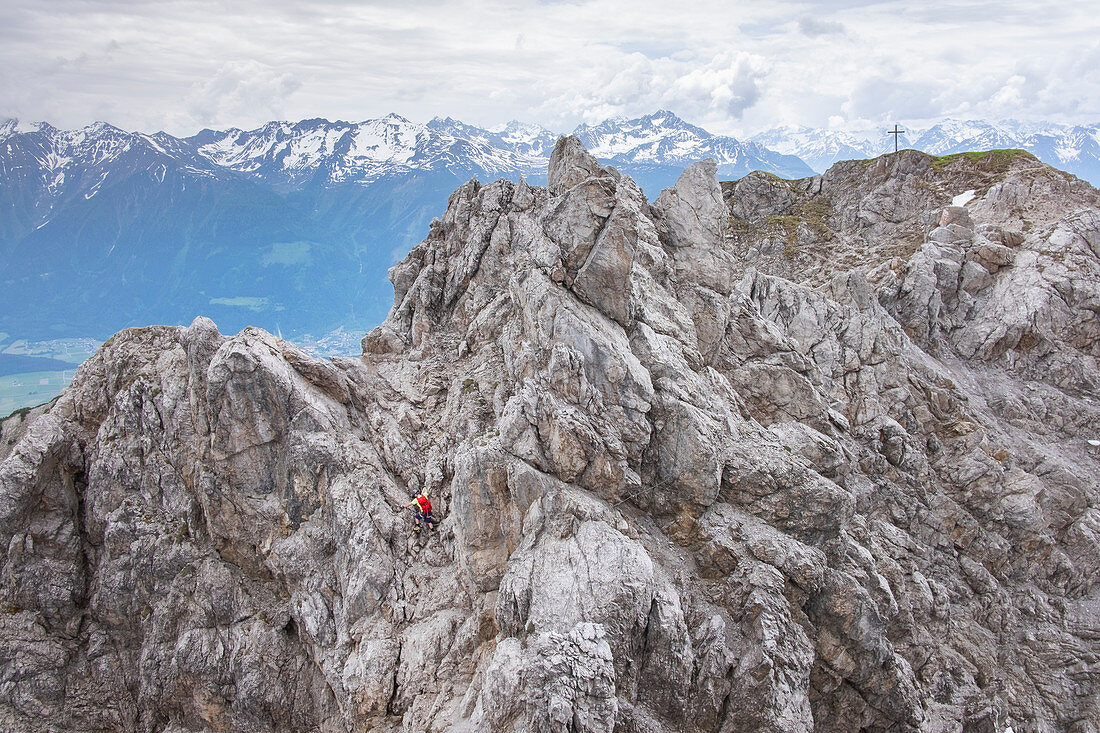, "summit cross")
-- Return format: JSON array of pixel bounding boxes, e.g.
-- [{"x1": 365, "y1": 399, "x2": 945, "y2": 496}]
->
[{"x1": 888, "y1": 124, "x2": 905, "y2": 153}]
